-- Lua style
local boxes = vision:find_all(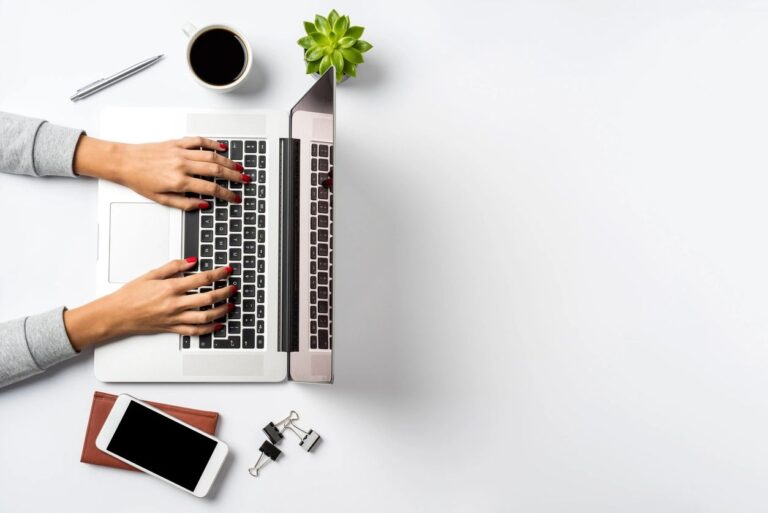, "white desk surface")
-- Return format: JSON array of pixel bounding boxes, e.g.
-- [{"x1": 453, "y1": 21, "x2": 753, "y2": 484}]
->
[{"x1": 2, "y1": 1, "x2": 768, "y2": 511}]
